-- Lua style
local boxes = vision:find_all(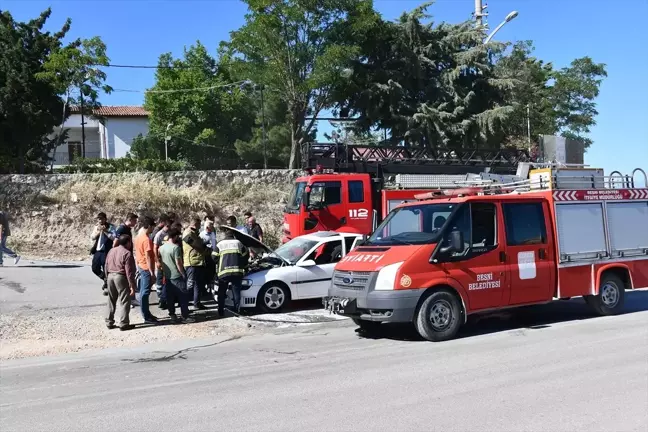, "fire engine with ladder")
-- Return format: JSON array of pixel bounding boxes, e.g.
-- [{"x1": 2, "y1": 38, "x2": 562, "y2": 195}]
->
[
  {"x1": 326, "y1": 164, "x2": 648, "y2": 342},
  {"x1": 282, "y1": 142, "x2": 532, "y2": 242}
]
